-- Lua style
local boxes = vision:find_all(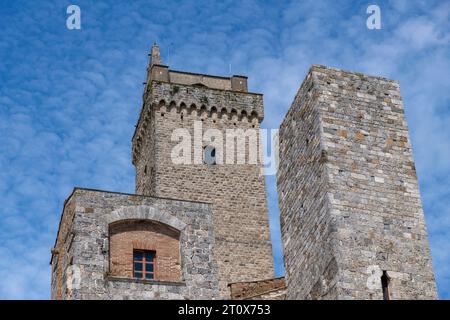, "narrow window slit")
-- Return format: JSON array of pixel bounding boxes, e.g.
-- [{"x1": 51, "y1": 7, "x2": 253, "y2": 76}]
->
[{"x1": 381, "y1": 270, "x2": 390, "y2": 300}]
